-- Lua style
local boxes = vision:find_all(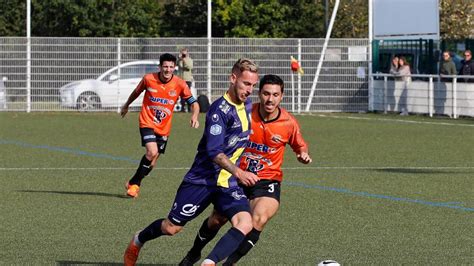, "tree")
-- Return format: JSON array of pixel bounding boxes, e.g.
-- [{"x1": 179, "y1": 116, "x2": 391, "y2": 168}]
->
[
  {"x1": 440, "y1": 0, "x2": 474, "y2": 40},
  {"x1": 0, "y1": 0, "x2": 26, "y2": 36},
  {"x1": 161, "y1": 0, "x2": 208, "y2": 37}
]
